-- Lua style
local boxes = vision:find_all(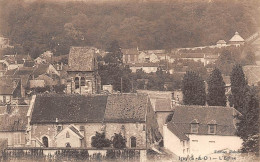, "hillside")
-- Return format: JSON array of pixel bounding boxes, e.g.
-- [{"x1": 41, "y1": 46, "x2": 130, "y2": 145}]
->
[{"x1": 0, "y1": 0, "x2": 259, "y2": 58}]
